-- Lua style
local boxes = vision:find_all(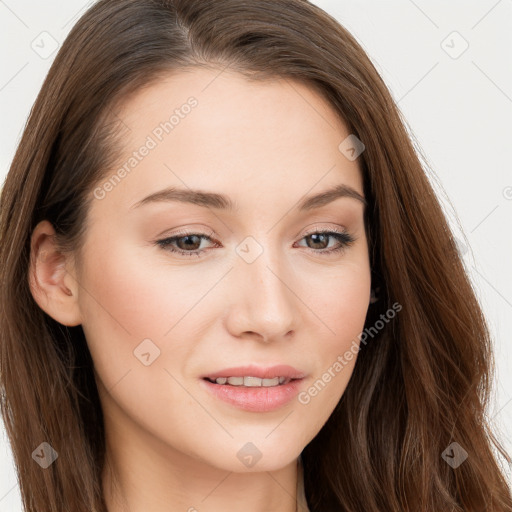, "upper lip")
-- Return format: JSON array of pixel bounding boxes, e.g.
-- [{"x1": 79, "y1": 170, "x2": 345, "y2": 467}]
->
[{"x1": 202, "y1": 364, "x2": 307, "y2": 380}]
